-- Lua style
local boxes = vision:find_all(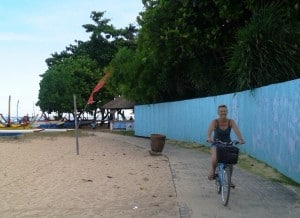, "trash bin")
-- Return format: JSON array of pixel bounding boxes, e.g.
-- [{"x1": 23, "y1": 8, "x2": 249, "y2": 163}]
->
[{"x1": 150, "y1": 134, "x2": 166, "y2": 153}]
